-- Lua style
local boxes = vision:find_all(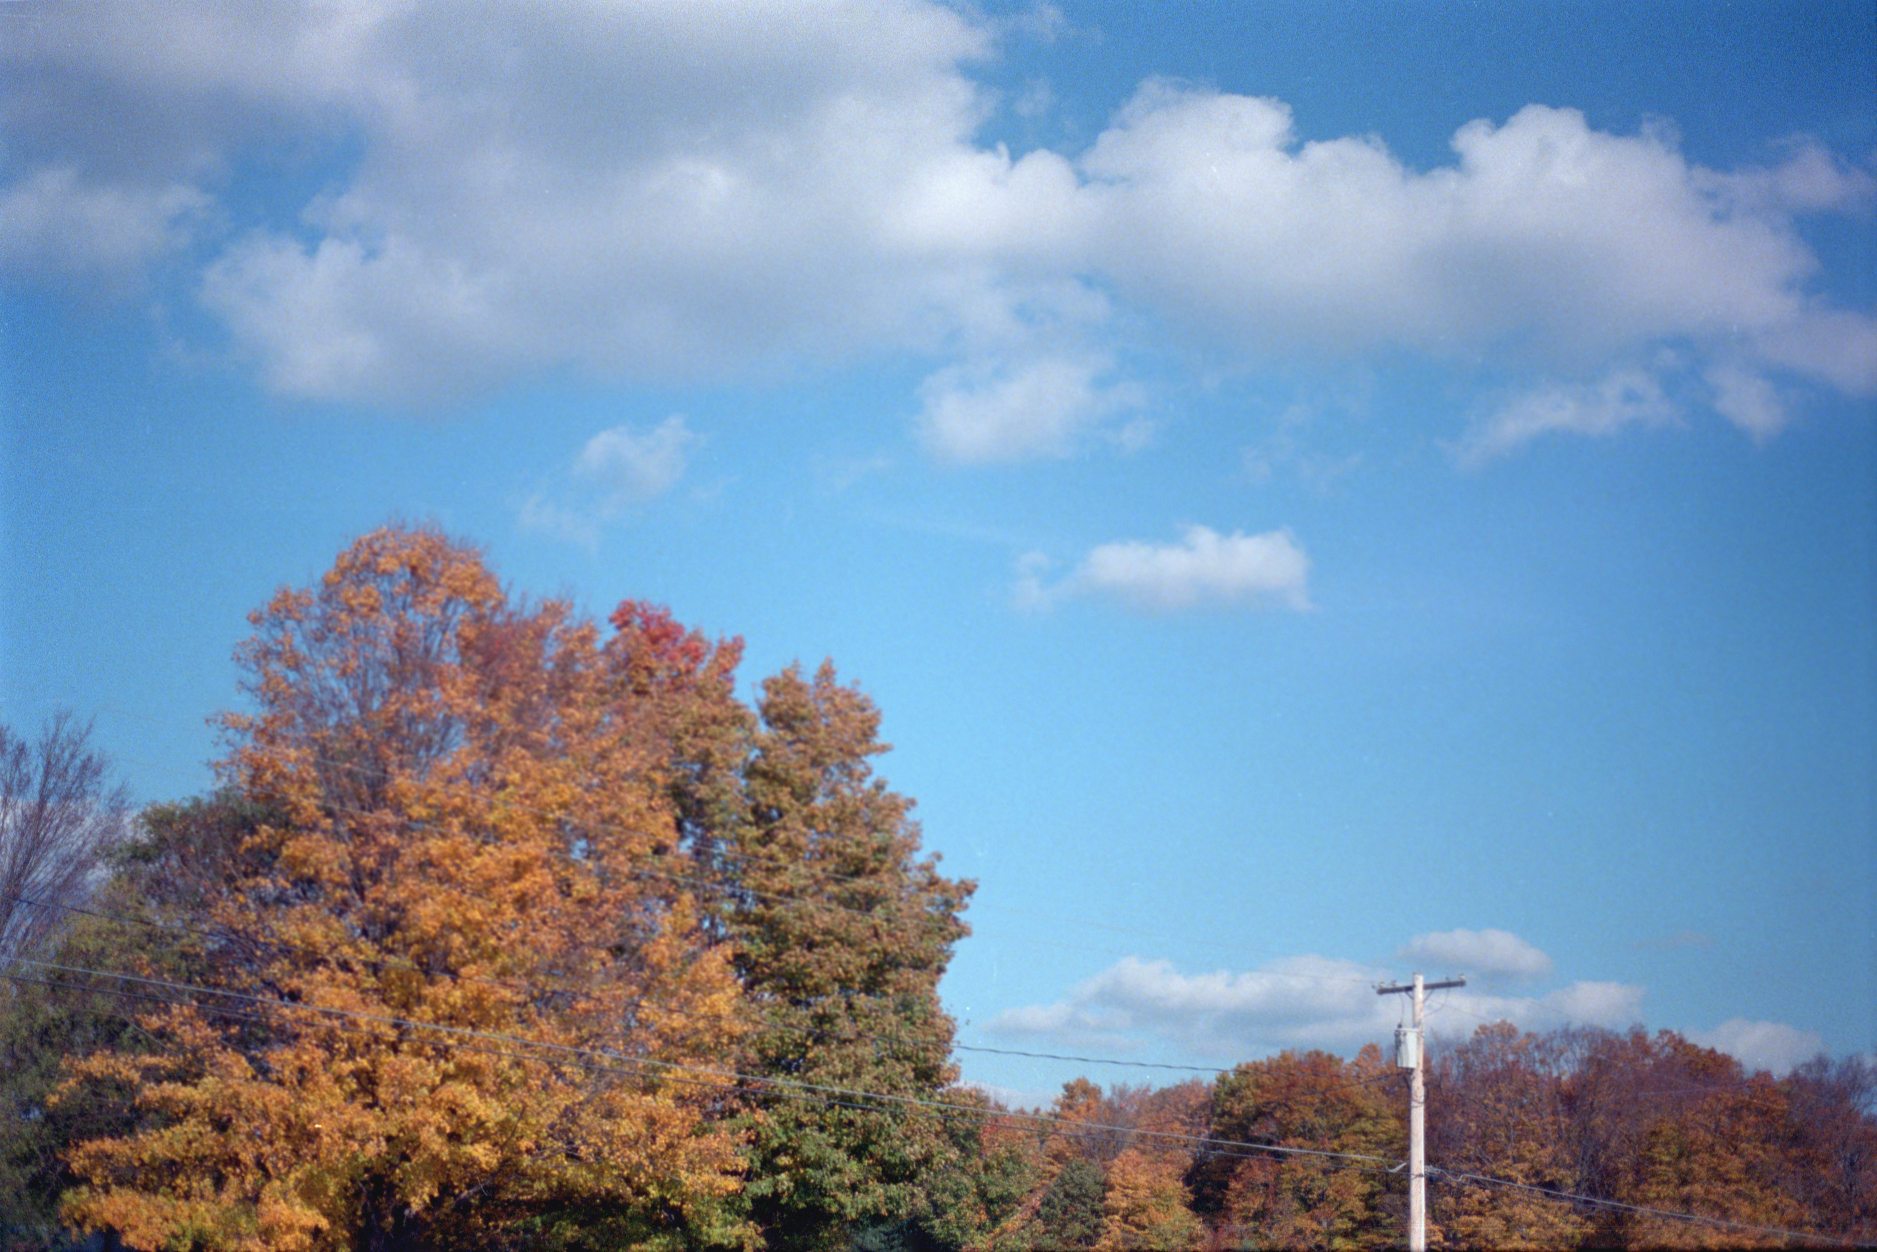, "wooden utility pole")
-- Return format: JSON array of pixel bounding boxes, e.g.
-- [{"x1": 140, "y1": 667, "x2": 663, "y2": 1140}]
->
[{"x1": 1377, "y1": 972, "x2": 1465, "y2": 1252}]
